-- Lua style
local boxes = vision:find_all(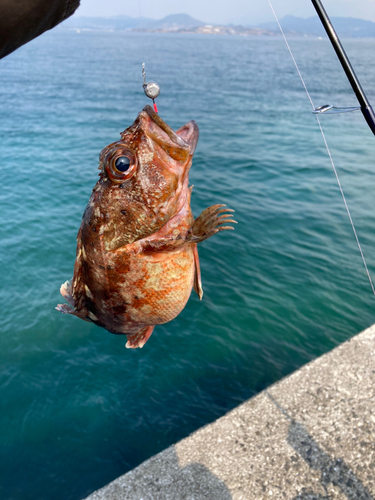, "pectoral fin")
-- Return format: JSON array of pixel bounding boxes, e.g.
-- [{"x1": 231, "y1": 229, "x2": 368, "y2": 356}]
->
[
  {"x1": 56, "y1": 303, "x2": 75, "y2": 314},
  {"x1": 193, "y1": 243, "x2": 203, "y2": 300},
  {"x1": 55, "y1": 302, "x2": 92, "y2": 322},
  {"x1": 187, "y1": 204, "x2": 236, "y2": 244},
  {"x1": 60, "y1": 279, "x2": 75, "y2": 307},
  {"x1": 56, "y1": 278, "x2": 92, "y2": 322}
]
